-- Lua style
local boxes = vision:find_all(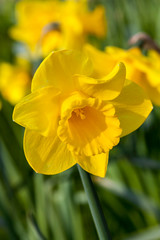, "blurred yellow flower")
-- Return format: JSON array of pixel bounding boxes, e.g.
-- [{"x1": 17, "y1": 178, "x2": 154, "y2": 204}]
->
[
  {"x1": 0, "y1": 63, "x2": 31, "y2": 105},
  {"x1": 10, "y1": 0, "x2": 107, "y2": 57},
  {"x1": 85, "y1": 44, "x2": 160, "y2": 106},
  {"x1": 13, "y1": 50, "x2": 152, "y2": 177}
]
